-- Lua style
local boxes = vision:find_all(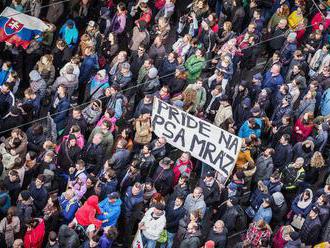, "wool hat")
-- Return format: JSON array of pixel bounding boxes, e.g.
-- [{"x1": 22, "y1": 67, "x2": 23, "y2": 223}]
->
[
  {"x1": 29, "y1": 70, "x2": 41, "y2": 81},
  {"x1": 272, "y1": 192, "x2": 285, "y2": 206},
  {"x1": 148, "y1": 67, "x2": 158, "y2": 79}
]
